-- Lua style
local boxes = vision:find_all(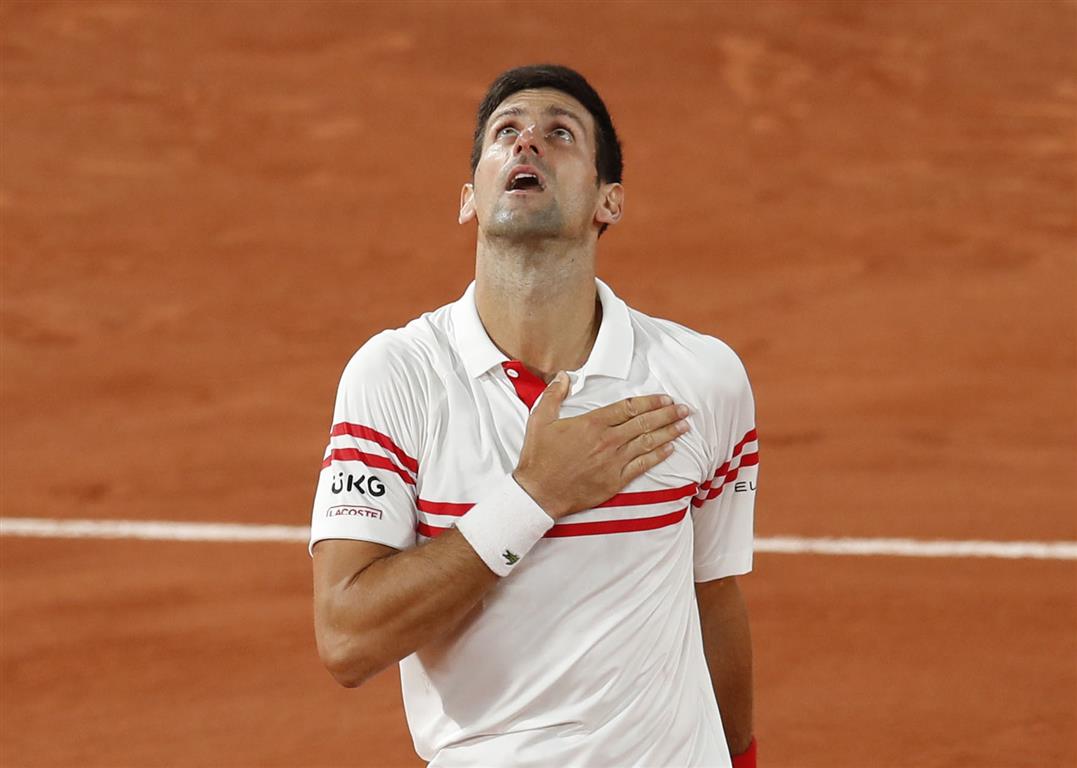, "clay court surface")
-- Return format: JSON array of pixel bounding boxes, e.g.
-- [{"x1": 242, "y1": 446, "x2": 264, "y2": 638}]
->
[{"x1": 1, "y1": 1, "x2": 1075, "y2": 766}]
